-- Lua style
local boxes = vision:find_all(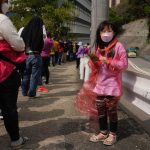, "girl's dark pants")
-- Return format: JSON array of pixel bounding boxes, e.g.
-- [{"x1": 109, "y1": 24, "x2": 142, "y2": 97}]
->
[{"x1": 96, "y1": 96, "x2": 118, "y2": 133}]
